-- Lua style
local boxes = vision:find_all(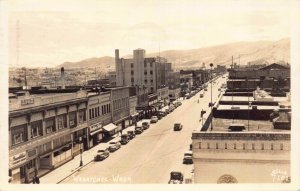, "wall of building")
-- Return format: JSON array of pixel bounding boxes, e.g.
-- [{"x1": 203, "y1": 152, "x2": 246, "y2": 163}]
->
[
  {"x1": 9, "y1": 92, "x2": 88, "y2": 183},
  {"x1": 192, "y1": 132, "x2": 290, "y2": 183}
]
